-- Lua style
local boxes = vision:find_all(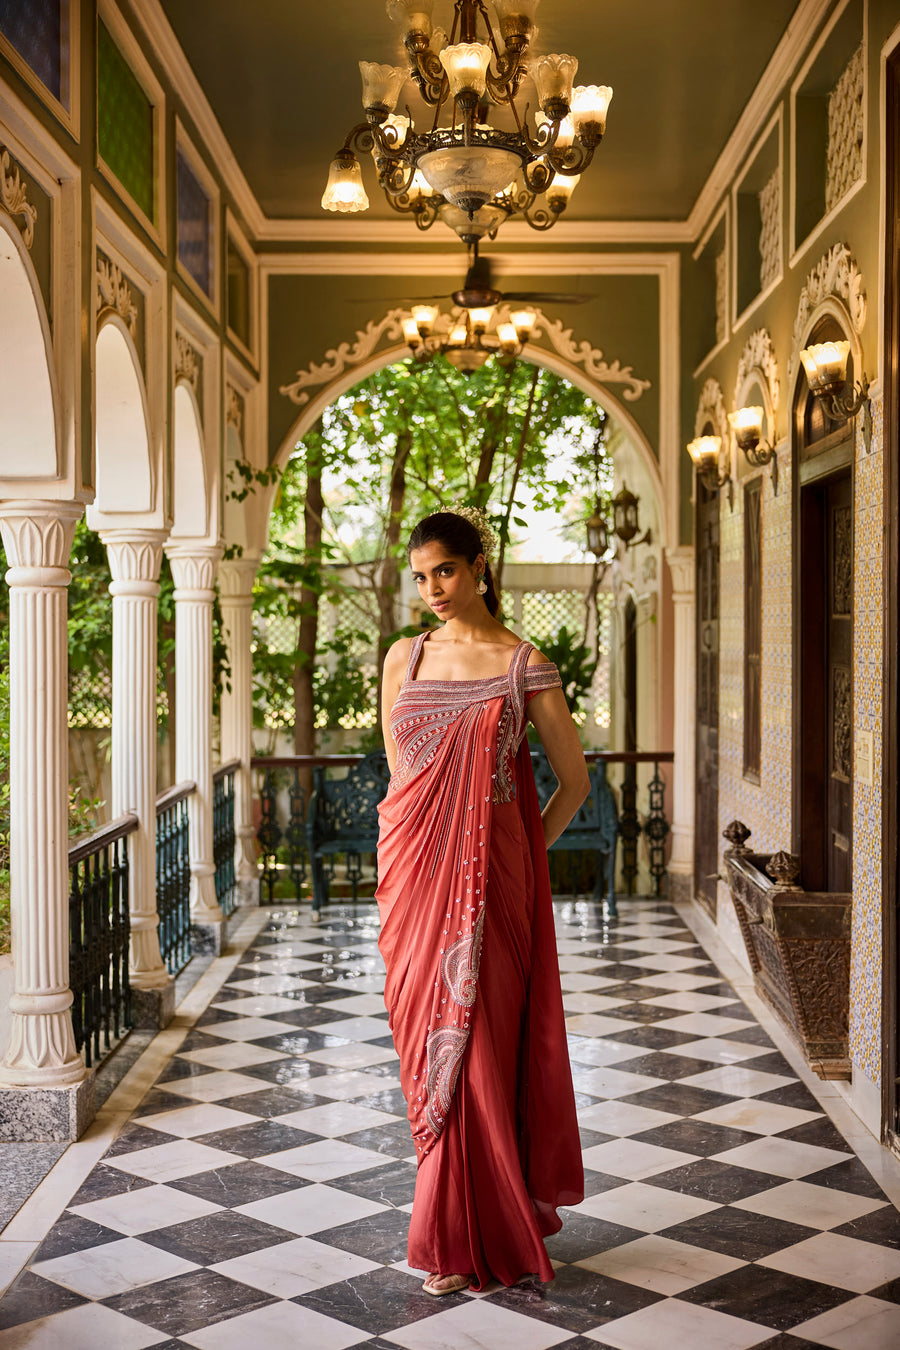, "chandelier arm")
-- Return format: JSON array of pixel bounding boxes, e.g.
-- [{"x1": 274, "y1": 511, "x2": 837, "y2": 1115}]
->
[
  {"x1": 379, "y1": 160, "x2": 417, "y2": 199},
  {"x1": 523, "y1": 157, "x2": 555, "y2": 195},
  {"x1": 521, "y1": 105, "x2": 559, "y2": 157},
  {"x1": 521, "y1": 202, "x2": 560, "y2": 232},
  {"x1": 413, "y1": 201, "x2": 440, "y2": 229},
  {"x1": 545, "y1": 140, "x2": 595, "y2": 176},
  {"x1": 341, "y1": 122, "x2": 376, "y2": 157}
]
